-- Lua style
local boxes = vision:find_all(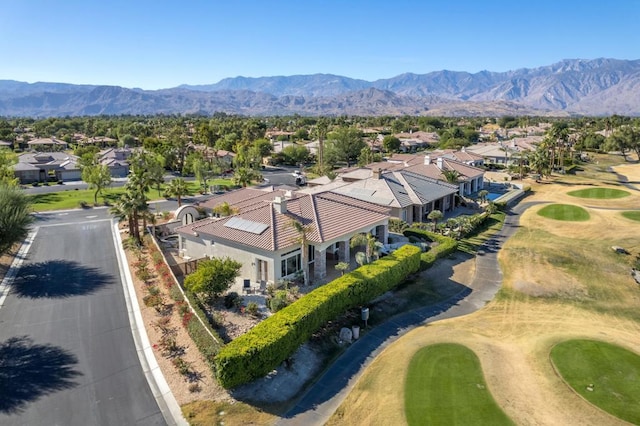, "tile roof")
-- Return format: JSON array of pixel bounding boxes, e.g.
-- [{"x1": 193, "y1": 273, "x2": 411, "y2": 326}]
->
[{"x1": 177, "y1": 191, "x2": 389, "y2": 252}]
